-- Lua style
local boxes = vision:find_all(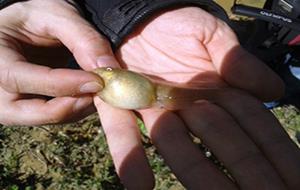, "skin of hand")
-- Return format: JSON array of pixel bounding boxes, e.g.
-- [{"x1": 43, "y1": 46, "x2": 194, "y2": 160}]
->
[
  {"x1": 94, "y1": 7, "x2": 300, "y2": 190},
  {"x1": 0, "y1": 0, "x2": 110, "y2": 125}
]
